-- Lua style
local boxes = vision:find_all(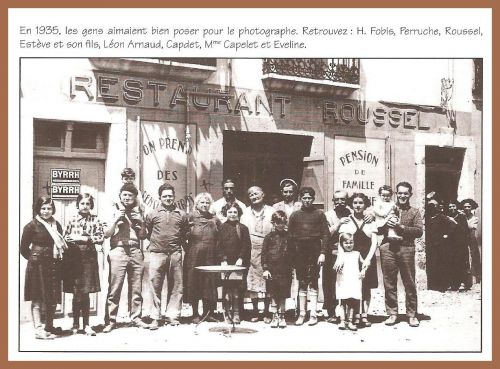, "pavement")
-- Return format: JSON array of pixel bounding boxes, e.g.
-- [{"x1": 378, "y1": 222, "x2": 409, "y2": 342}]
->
[{"x1": 18, "y1": 284, "x2": 481, "y2": 353}]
